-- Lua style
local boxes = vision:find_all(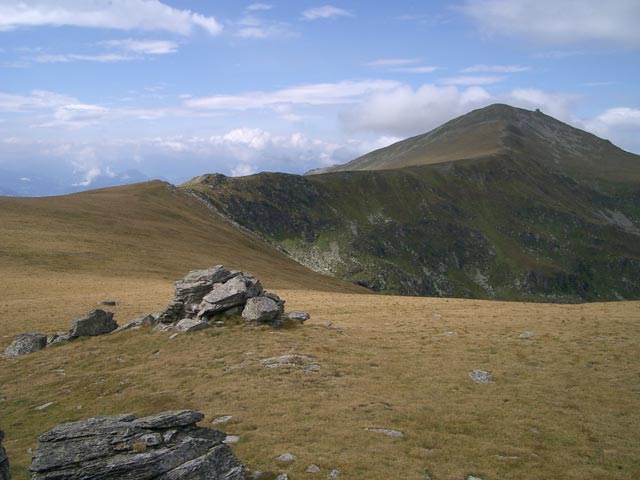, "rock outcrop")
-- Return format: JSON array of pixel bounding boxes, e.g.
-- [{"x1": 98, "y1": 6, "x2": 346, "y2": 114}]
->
[
  {"x1": 156, "y1": 266, "x2": 306, "y2": 329},
  {"x1": 29, "y1": 410, "x2": 246, "y2": 480},
  {"x1": 0, "y1": 430, "x2": 10, "y2": 480},
  {"x1": 68, "y1": 309, "x2": 118, "y2": 338},
  {"x1": 3, "y1": 333, "x2": 47, "y2": 357}
]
